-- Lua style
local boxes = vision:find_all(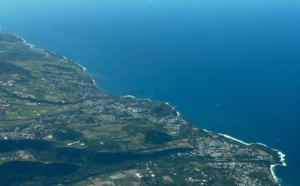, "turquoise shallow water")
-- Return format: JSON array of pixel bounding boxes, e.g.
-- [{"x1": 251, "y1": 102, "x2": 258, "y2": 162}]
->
[{"x1": 1, "y1": 0, "x2": 300, "y2": 185}]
